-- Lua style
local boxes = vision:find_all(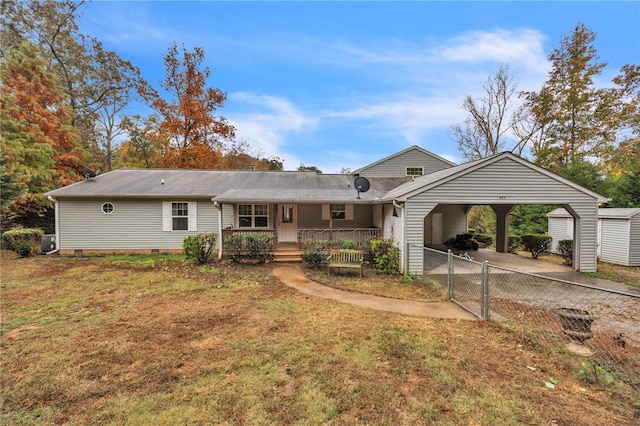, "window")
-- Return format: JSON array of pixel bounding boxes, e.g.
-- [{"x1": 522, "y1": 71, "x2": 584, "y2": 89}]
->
[
  {"x1": 331, "y1": 204, "x2": 346, "y2": 220},
  {"x1": 172, "y1": 202, "x2": 189, "y2": 230},
  {"x1": 162, "y1": 201, "x2": 197, "y2": 232},
  {"x1": 238, "y1": 204, "x2": 269, "y2": 228},
  {"x1": 102, "y1": 202, "x2": 114, "y2": 214},
  {"x1": 406, "y1": 167, "x2": 424, "y2": 176}
]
